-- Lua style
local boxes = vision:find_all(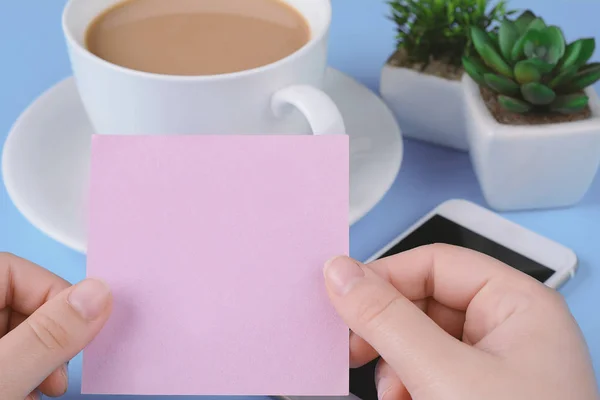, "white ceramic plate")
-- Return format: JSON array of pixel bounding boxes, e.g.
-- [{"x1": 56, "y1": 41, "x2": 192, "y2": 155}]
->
[{"x1": 2, "y1": 68, "x2": 403, "y2": 253}]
